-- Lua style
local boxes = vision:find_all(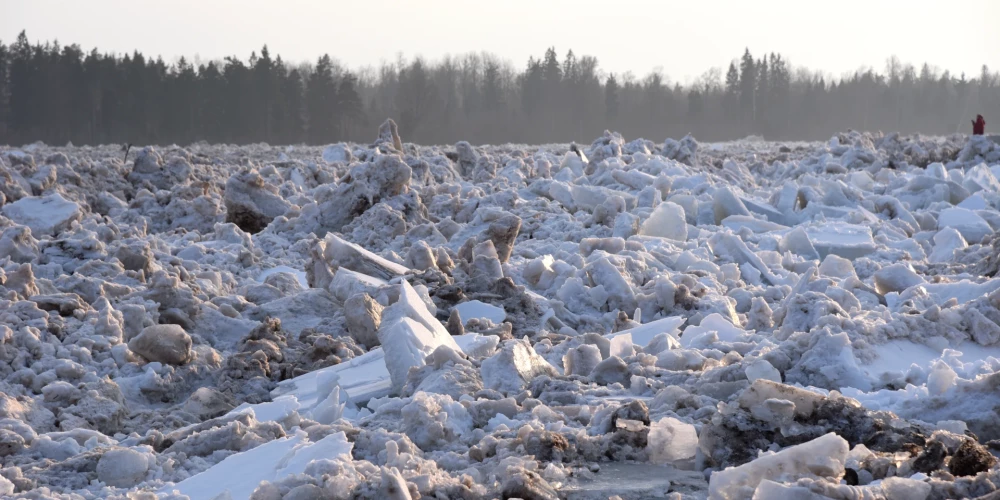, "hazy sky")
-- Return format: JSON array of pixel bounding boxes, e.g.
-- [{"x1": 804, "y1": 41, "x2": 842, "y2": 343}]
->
[{"x1": 3, "y1": 0, "x2": 998, "y2": 83}]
